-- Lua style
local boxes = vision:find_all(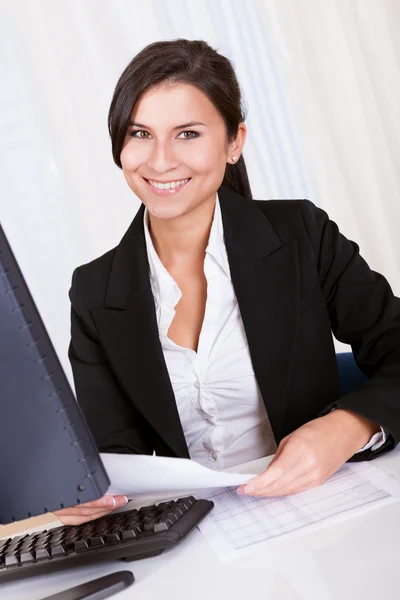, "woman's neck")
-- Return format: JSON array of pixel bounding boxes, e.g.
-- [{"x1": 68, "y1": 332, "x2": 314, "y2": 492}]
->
[{"x1": 148, "y1": 193, "x2": 217, "y2": 270}]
